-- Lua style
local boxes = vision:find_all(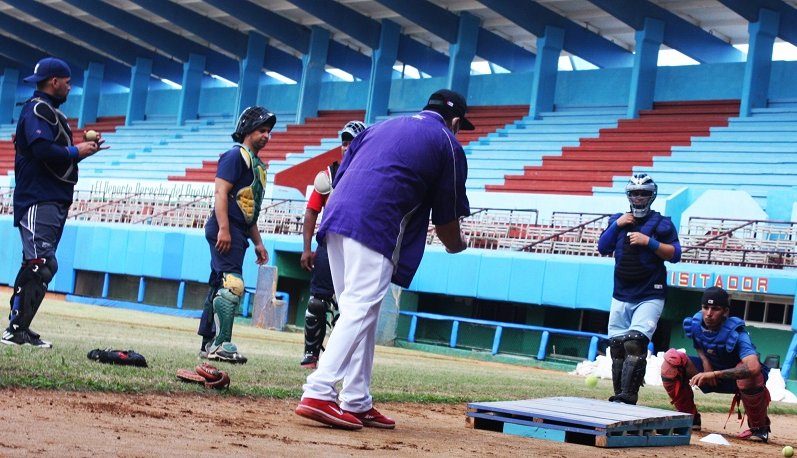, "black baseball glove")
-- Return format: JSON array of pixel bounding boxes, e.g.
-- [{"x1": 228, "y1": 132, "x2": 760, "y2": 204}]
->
[{"x1": 87, "y1": 348, "x2": 149, "y2": 367}]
